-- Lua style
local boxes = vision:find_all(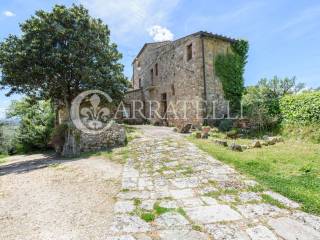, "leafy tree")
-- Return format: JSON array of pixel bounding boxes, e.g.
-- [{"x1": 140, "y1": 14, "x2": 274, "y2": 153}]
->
[
  {"x1": 242, "y1": 76, "x2": 304, "y2": 129},
  {"x1": 7, "y1": 98, "x2": 54, "y2": 152},
  {"x1": 0, "y1": 4, "x2": 128, "y2": 118}
]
